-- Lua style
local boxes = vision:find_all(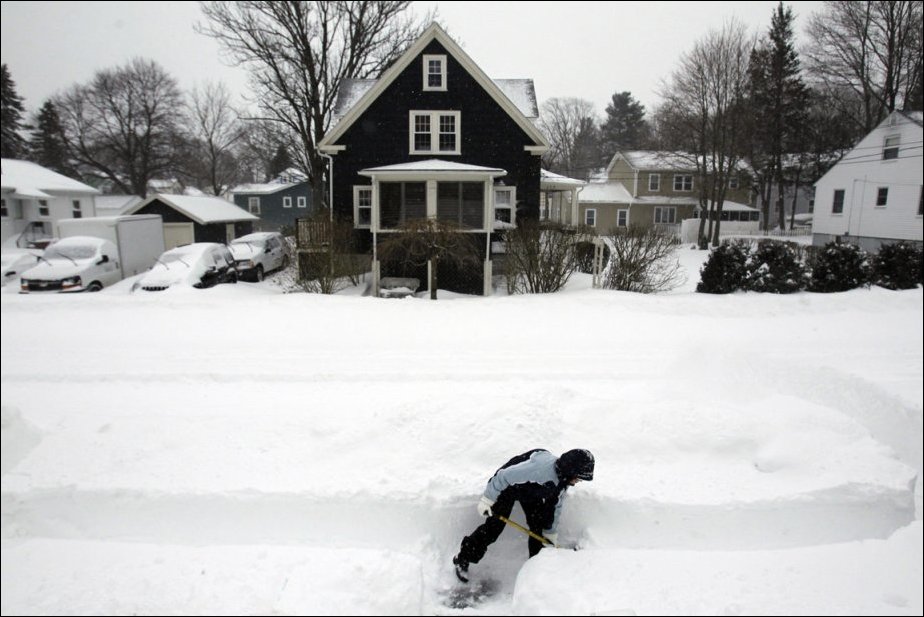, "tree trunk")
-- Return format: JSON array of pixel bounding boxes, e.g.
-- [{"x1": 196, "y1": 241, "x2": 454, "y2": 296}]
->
[{"x1": 429, "y1": 257, "x2": 438, "y2": 300}]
